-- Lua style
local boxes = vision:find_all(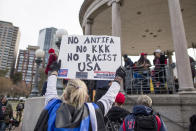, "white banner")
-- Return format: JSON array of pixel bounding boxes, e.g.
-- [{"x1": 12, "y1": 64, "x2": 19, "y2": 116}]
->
[{"x1": 58, "y1": 35, "x2": 121, "y2": 80}]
